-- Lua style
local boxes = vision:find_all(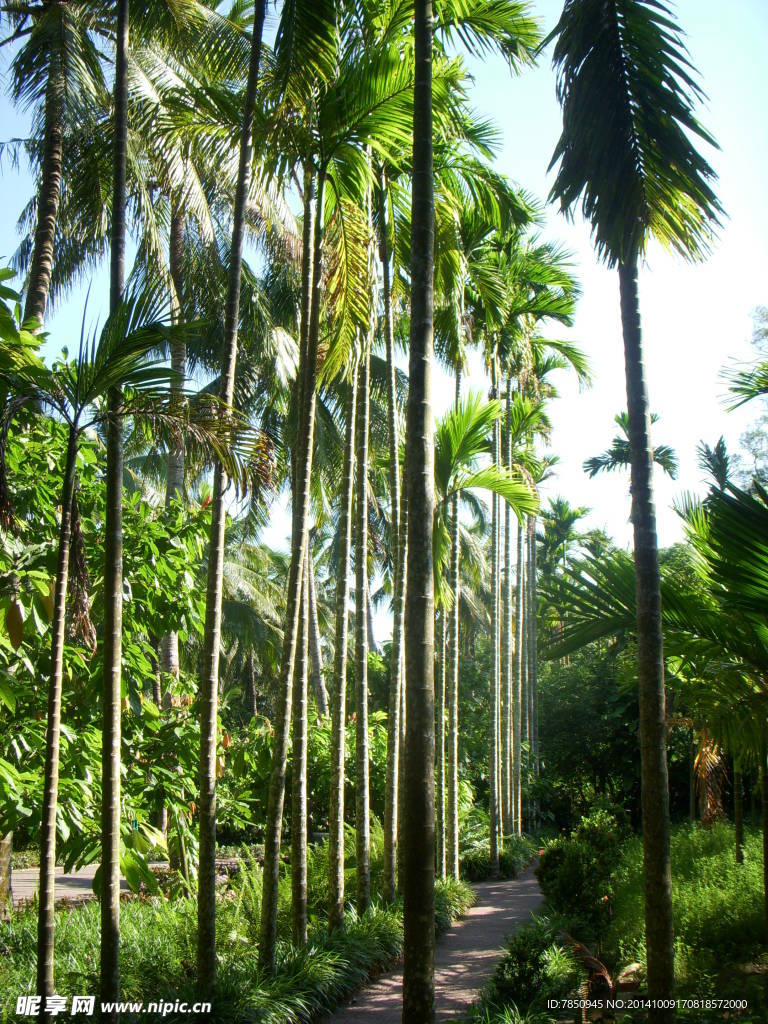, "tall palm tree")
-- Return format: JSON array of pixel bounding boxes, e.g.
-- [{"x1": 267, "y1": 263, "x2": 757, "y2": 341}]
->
[
  {"x1": 328, "y1": 367, "x2": 358, "y2": 932},
  {"x1": 401, "y1": 0, "x2": 436, "y2": 1015},
  {"x1": 197, "y1": 0, "x2": 266, "y2": 994},
  {"x1": 434, "y1": 392, "x2": 537, "y2": 877},
  {"x1": 2, "y1": 1, "x2": 107, "y2": 326},
  {"x1": 548, "y1": 1, "x2": 723, "y2": 1011},
  {"x1": 0, "y1": 289, "x2": 236, "y2": 999},
  {"x1": 100, "y1": 1, "x2": 129, "y2": 1011}
]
